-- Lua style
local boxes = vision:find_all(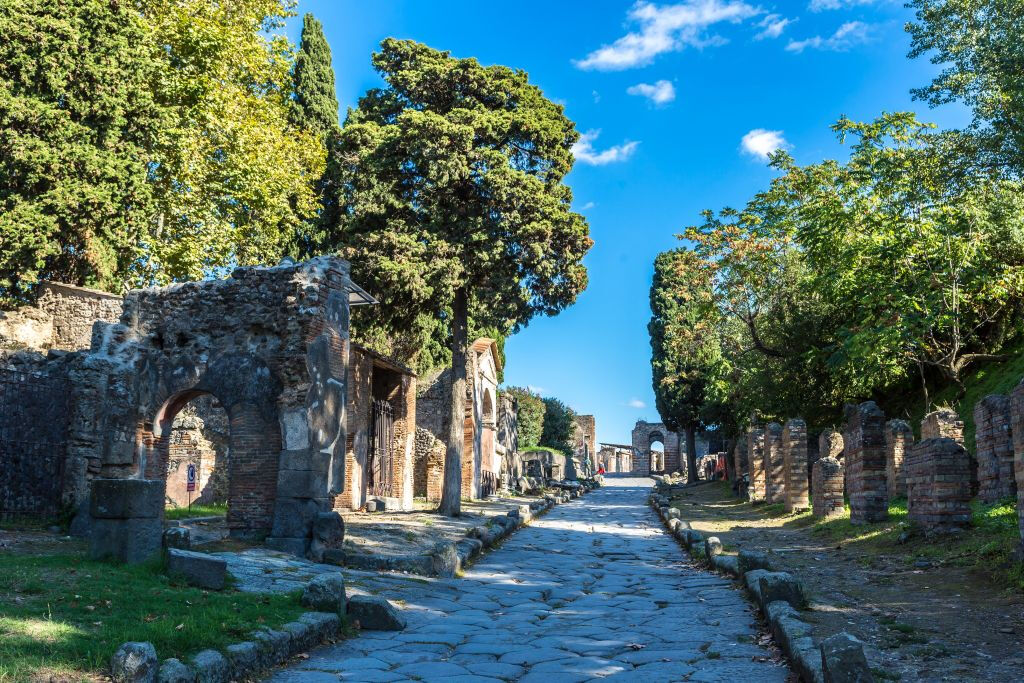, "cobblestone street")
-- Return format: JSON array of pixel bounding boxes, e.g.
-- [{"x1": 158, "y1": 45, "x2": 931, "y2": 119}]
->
[{"x1": 265, "y1": 477, "x2": 788, "y2": 682}]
